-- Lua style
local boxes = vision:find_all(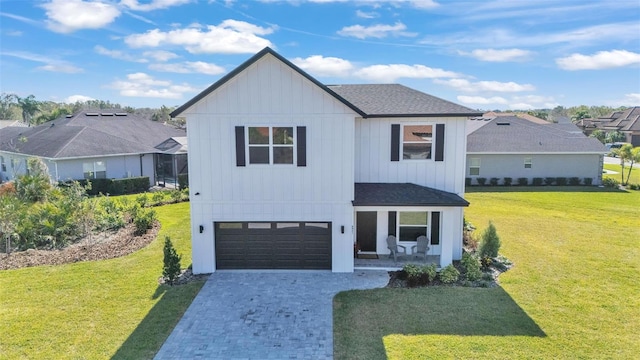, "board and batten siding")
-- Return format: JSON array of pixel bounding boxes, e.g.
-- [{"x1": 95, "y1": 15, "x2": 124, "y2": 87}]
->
[
  {"x1": 466, "y1": 153, "x2": 604, "y2": 185},
  {"x1": 355, "y1": 117, "x2": 468, "y2": 195},
  {"x1": 184, "y1": 53, "x2": 359, "y2": 273}
]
